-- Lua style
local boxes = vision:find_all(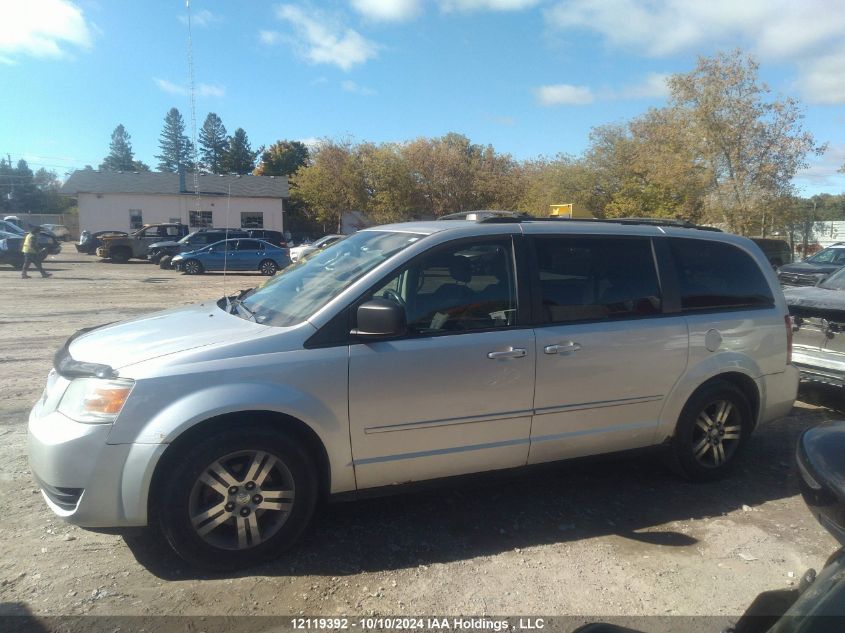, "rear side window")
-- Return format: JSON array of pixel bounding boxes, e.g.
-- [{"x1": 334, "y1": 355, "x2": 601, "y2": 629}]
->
[
  {"x1": 534, "y1": 237, "x2": 661, "y2": 323},
  {"x1": 669, "y1": 238, "x2": 774, "y2": 311}
]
